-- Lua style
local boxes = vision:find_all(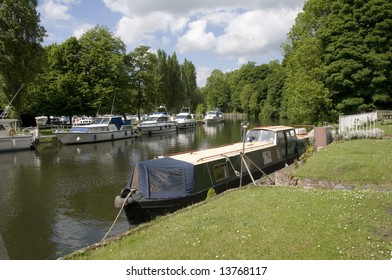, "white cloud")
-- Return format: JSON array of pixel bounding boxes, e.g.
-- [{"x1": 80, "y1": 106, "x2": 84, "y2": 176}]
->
[
  {"x1": 103, "y1": 0, "x2": 304, "y2": 16},
  {"x1": 196, "y1": 67, "x2": 213, "y2": 87},
  {"x1": 115, "y1": 12, "x2": 188, "y2": 46},
  {"x1": 40, "y1": 0, "x2": 81, "y2": 21},
  {"x1": 104, "y1": 0, "x2": 304, "y2": 65},
  {"x1": 73, "y1": 23, "x2": 95, "y2": 39},
  {"x1": 41, "y1": 0, "x2": 72, "y2": 21},
  {"x1": 176, "y1": 20, "x2": 216, "y2": 53},
  {"x1": 215, "y1": 9, "x2": 299, "y2": 63}
]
